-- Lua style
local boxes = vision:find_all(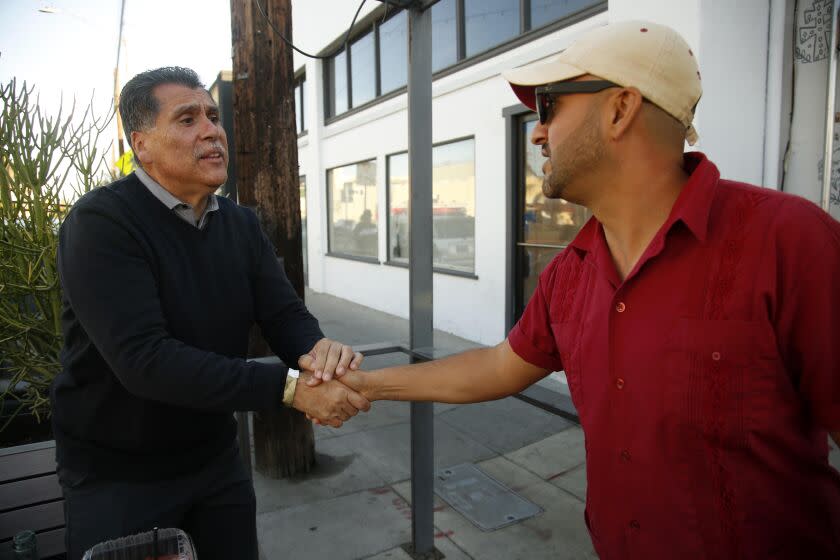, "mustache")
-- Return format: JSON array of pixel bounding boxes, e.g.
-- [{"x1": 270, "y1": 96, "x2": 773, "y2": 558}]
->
[
  {"x1": 195, "y1": 142, "x2": 226, "y2": 159},
  {"x1": 541, "y1": 143, "x2": 550, "y2": 158}
]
